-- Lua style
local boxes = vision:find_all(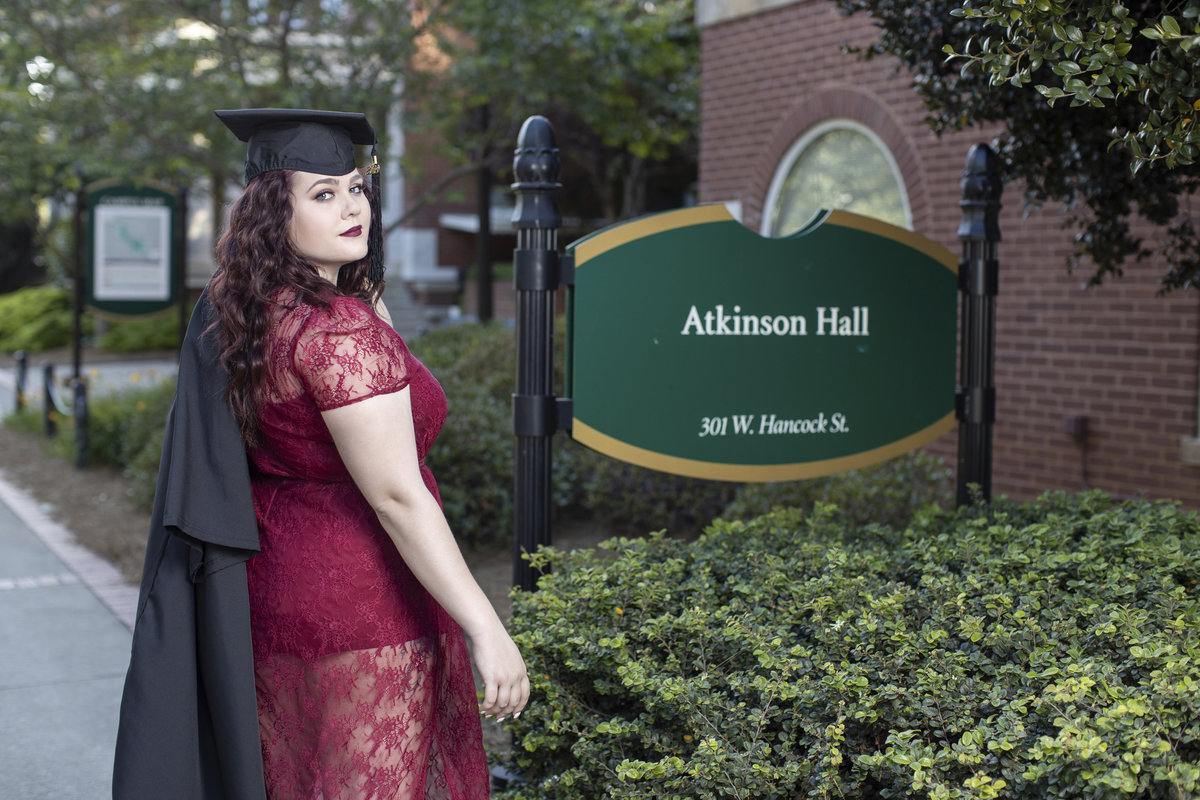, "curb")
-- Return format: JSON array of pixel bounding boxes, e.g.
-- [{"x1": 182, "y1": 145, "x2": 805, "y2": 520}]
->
[{"x1": 0, "y1": 475, "x2": 138, "y2": 629}]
